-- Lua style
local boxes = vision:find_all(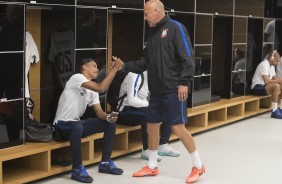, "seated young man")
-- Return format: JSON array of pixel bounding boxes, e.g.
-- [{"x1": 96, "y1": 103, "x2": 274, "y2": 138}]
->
[
  {"x1": 53, "y1": 57, "x2": 124, "y2": 183},
  {"x1": 116, "y1": 71, "x2": 180, "y2": 161},
  {"x1": 251, "y1": 50, "x2": 282, "y2": 119}
]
